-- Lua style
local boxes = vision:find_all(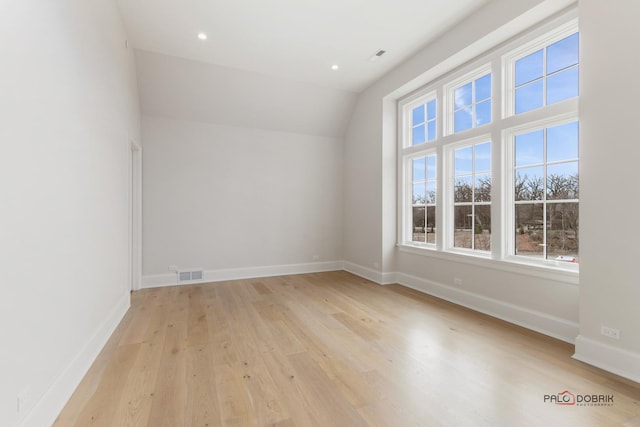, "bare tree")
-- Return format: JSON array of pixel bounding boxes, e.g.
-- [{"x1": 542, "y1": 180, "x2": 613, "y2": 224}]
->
[
  {"x1": 515, "y1": 172, "x2": 527, "y2": 201},
  {"x1": 526, "y1": 175, "x2": 544, "y2": 200},
  {"x1": 454, "y1": 179, "x2": 472, "y2": 202},
  {"x1": 476, "y1": 176, "x2": 491, "y2": 202}
]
